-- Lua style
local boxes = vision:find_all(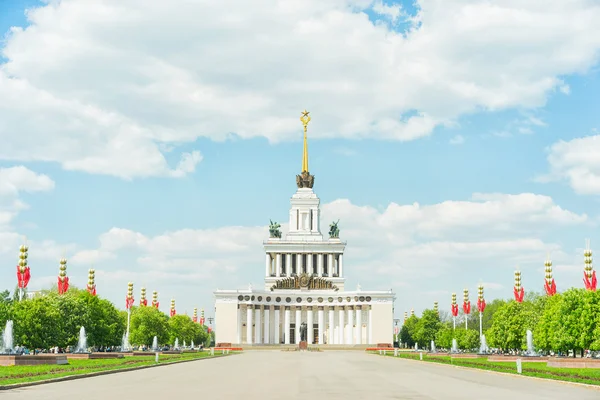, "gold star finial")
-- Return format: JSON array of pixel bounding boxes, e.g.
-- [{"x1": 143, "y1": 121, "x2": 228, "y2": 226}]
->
[{"x1": 300, "y1": 110, "x2": 311, "y2": 172}]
